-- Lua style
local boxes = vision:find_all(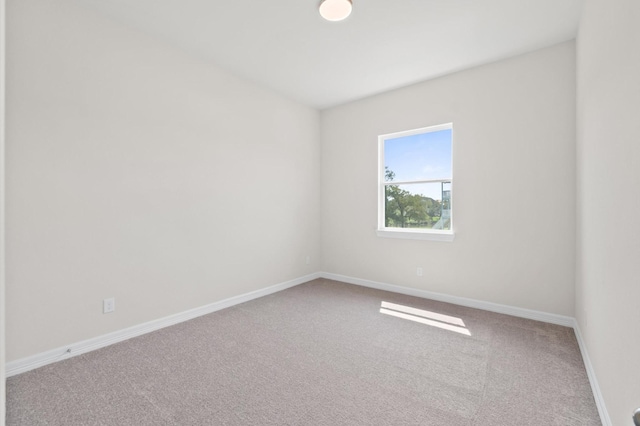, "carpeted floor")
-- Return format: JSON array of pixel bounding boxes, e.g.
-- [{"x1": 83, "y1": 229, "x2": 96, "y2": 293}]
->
[{"x1": 6, "y1": 279, "x2": 601, "y2": 425}]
